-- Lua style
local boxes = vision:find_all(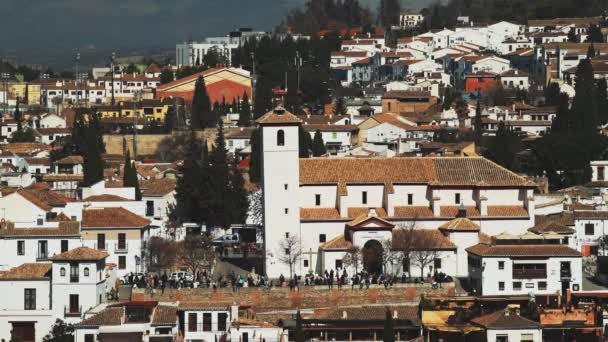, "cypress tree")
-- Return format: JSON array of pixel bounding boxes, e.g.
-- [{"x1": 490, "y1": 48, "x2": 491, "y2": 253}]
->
[
  {"x1": 596, "y1": 78, "x2": 608, "y2": 125},
  {"x1": 295, "y1": 310, "x2": 305, "y2": 342},
  {"x1": 311, "y1": 129, "x2": 326, "y2": 157},
  {"x1": 587, "y1": 44, "x2": 596, "y2": 59},
  {"x1": 172, "y1": 130, "x2": 204, "y2": 223},
  {"x1": 14, "y1": 97, "x2": 22, "y2": 132},
  {"x1": 571, "y1": 58, "x2": 597, "y2": 132},
  {"x1": 191, "y1": 76, "x2": 212, "y2": 129},
  {"x1": 383, "y1": 308, "x2": 395, "y2": 342},
  {"x1": 228, "y1": 162, "x2": 249, "y2": 224},
  {"x1": 203, "y1": 119, "x2": 232, "y2": 228},
  {"x1": 474, "y1": 100, "x2": 483, "y2": 147},
  {"x1": 485, "y1": 122, "x2": 523, "y2": 170},
  {"x1": 164, "y1": 106, "x2": 176, "y2": 133},
  {"x1": 83, "y1": 124, "x2": 104, "y2": 186},
  {"x1": 231, "y1": 98, "x2": 238, "y2": 113},
  {"x1": 249, "y1": 128, "x2": 261, "y2": 183},
  {"x1": 299, "y1": 126, "x2": 312, "y2": 158},
  {"x1": 238, "y1": 92, "x2": 252, "y2": 127},
  {"x1": 334, "y1": 97, "x2": 347, "y2": 115},
  {"x1": 123, "y1": 151, "x2": 142, "y2": 201}
]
